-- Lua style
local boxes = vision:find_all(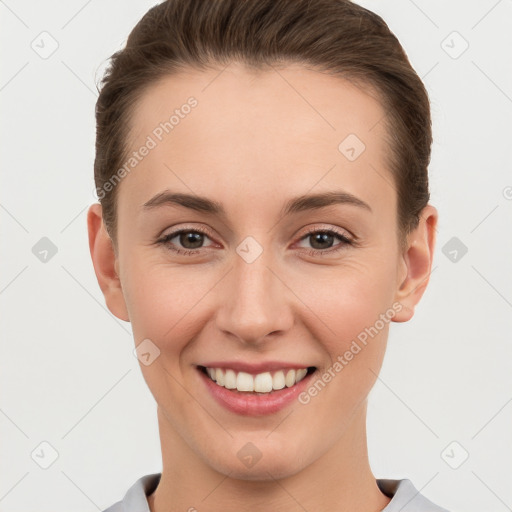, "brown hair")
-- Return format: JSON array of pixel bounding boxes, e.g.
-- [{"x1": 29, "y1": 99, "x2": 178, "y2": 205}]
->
[{"x1": 94, "y1": 0, "x2": 432, "y2": 250}]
